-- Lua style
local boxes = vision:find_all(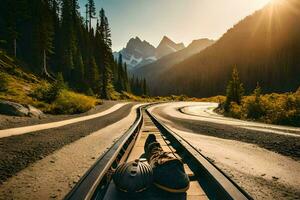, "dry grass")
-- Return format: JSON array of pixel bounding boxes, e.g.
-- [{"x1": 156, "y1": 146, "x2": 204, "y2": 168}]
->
[
  {"x1": 221, "y1": 92, "x2": 300, "y2": 126},
  {"x1": 48, "y1": 90, "x2": 99, "y2": 114}
]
